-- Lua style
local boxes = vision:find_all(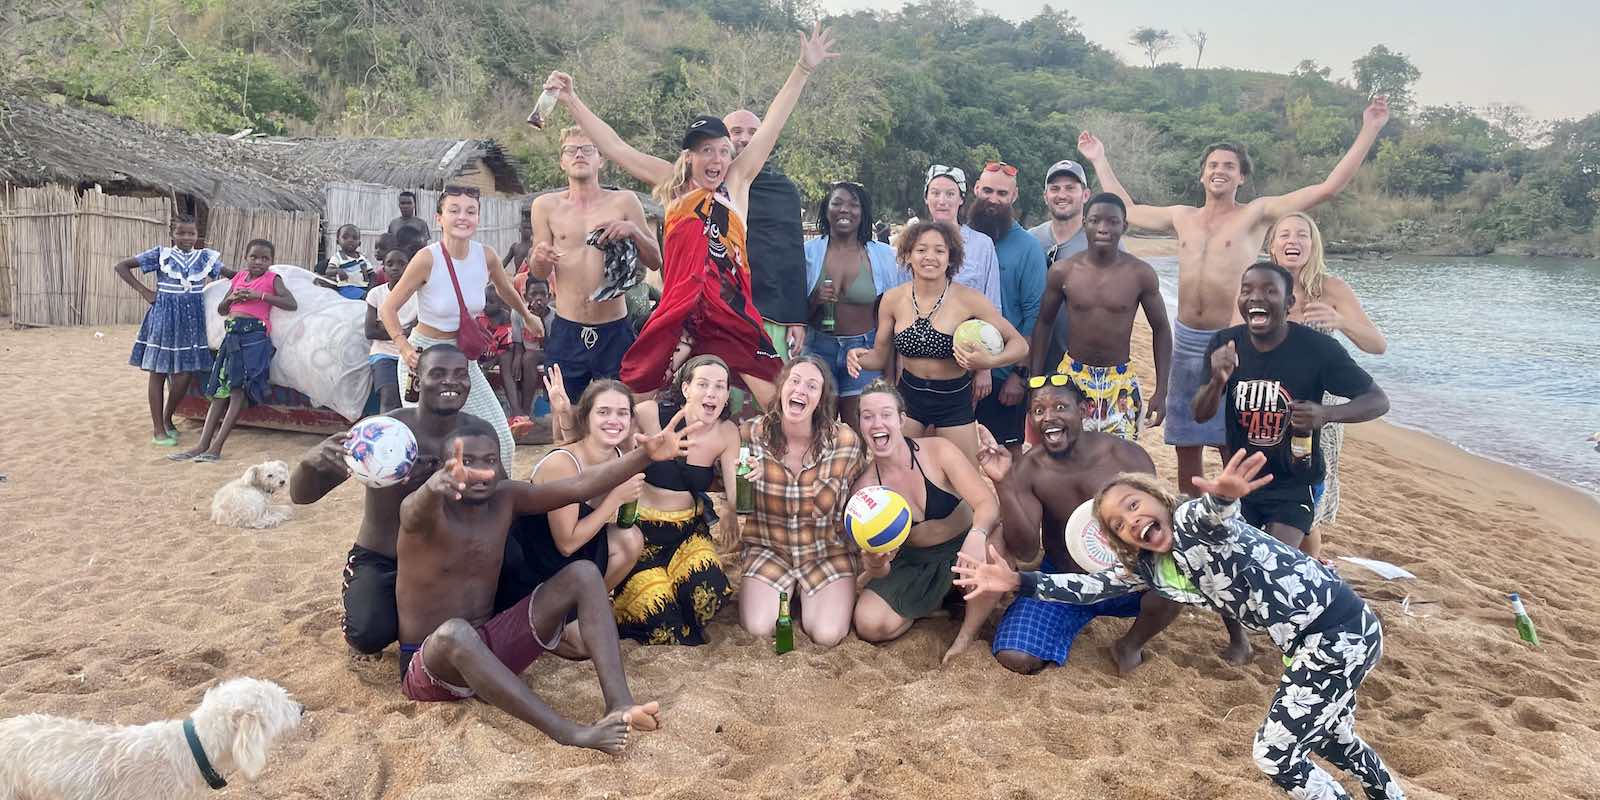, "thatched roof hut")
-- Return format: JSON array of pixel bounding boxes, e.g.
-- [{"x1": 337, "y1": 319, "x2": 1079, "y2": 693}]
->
[
  {"x1": 261, "y1": 138, "x2": 527, "y2": 197},
  {"x1": 0, "y1": 92, "x2": 330, "y2": 212}
]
